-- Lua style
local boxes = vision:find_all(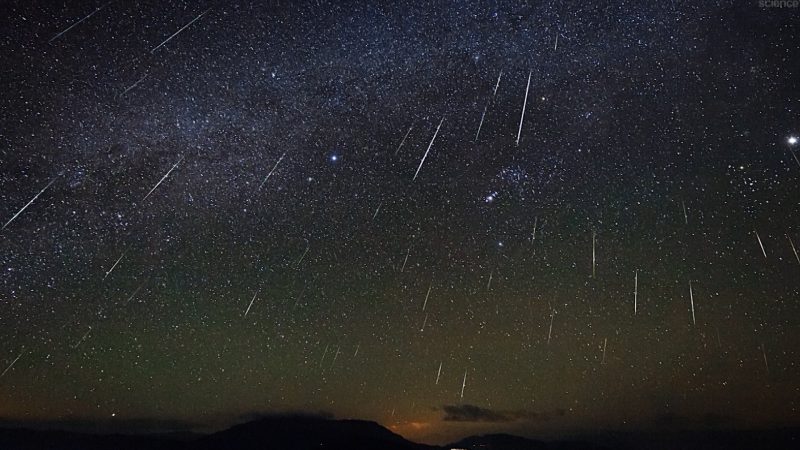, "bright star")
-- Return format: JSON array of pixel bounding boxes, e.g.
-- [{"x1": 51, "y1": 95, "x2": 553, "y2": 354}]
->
[
  {"x1": 330, "y1": 155, "x2": 339, "y2": 162},
  {"x1": 789, "y1": 136, "x2": 798, "y2": 145}
]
